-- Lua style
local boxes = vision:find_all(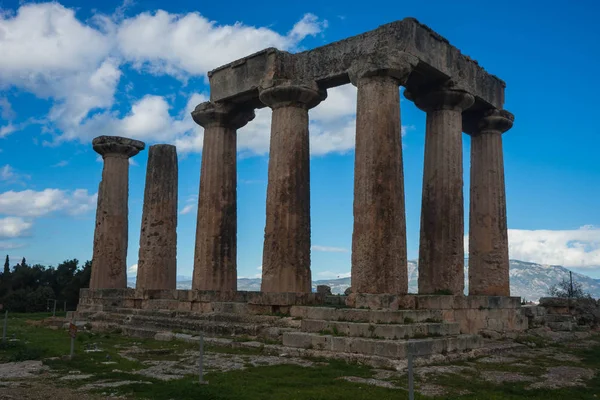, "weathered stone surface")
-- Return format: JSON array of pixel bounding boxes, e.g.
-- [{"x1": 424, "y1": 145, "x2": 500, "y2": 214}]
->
[
  {"x1": 136, "y1": 145, "x2": 178, "y2": 290},
  {"x1": 316, "y1": 285, "x2": 332, "y2": 295},
  {"x1": 260, "y1": 83, "x2": 325, "y2": 293},
  {"x1": 90, "y1": 136, "x2": 145, "y2": 289},
  {"x1": 208, "y1": 18, "x2": 504, "y2": 110},
  {"x1": 351, "y1": 73, "x2": 408, "y2": 295},
  {"x1": 464, "y1": 109, "x2": 514, "y2": 296},
  {"x1": 191, "y1": 102, "x2": 255, "y2": 291},
  {"x1": 407, "y1": 87, "x2": 474, "y2": 295},
  {"x1": 349, "y1": 293, "x2": 416, "y2": 310}
]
